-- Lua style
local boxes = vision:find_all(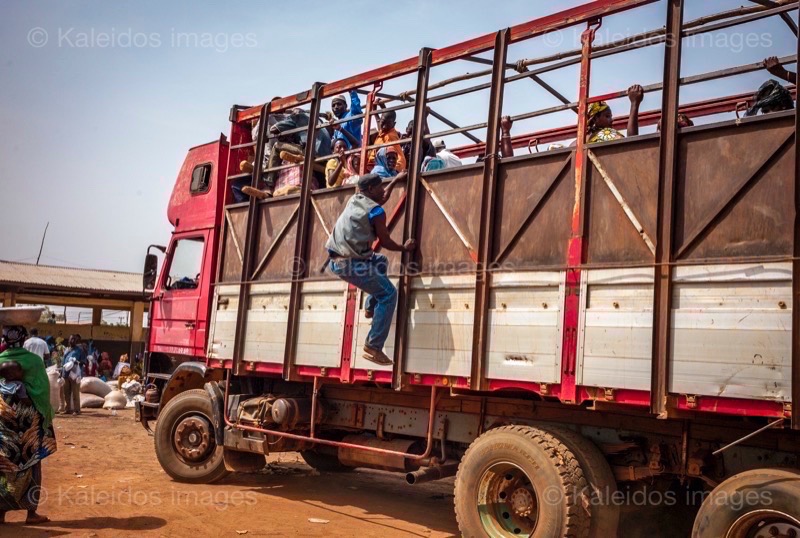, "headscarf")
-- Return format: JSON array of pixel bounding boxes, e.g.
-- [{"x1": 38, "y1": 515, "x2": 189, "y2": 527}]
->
[
  {"x1": 3, "y1": 325, "x2": 27, "y2": 348},
  {"x1": 345, "y1": 154, "x2": 359, "y2": 176},
  {"x1": 370, "y1": 147, "x2": 398, "y2": 178},
  {"x1": 587, "y1": 101, "x2": 610, "y2": 129},
  {"x1": 746, "y1": 79, "x2": 794, "y2": 116}
]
